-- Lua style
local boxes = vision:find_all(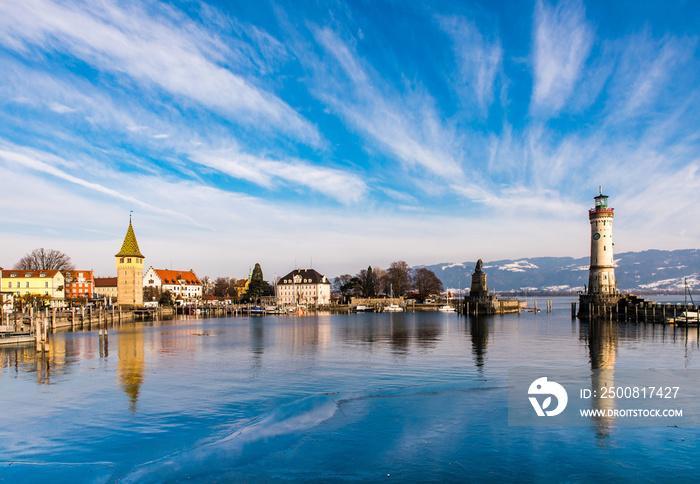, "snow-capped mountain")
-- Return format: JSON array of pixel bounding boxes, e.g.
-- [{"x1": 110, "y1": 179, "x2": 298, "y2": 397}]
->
[{"x1": 419, "y1": 249, "x2": 700, "y2": 293}]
